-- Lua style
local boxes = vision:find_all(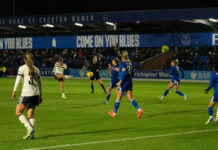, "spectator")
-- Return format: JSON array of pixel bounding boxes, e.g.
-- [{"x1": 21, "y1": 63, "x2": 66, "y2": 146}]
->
[{"x1": 0, "y1": 64, "x2": 6, "y2": 77}]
